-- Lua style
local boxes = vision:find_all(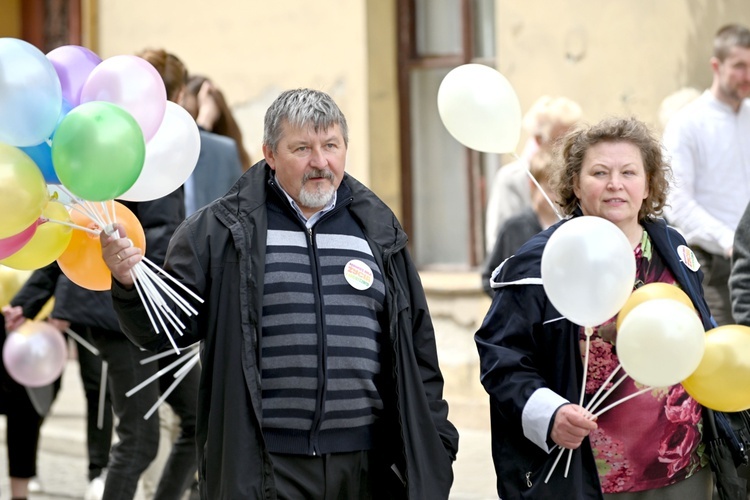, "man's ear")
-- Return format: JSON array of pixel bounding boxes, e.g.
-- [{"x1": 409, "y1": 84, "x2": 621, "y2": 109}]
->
[
  {"x1": 262, "y1": 144, "x2": 276, "y2": 170},
  {"x1": 710, "y1": 56, "x2": 721, "y2": 75}
]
